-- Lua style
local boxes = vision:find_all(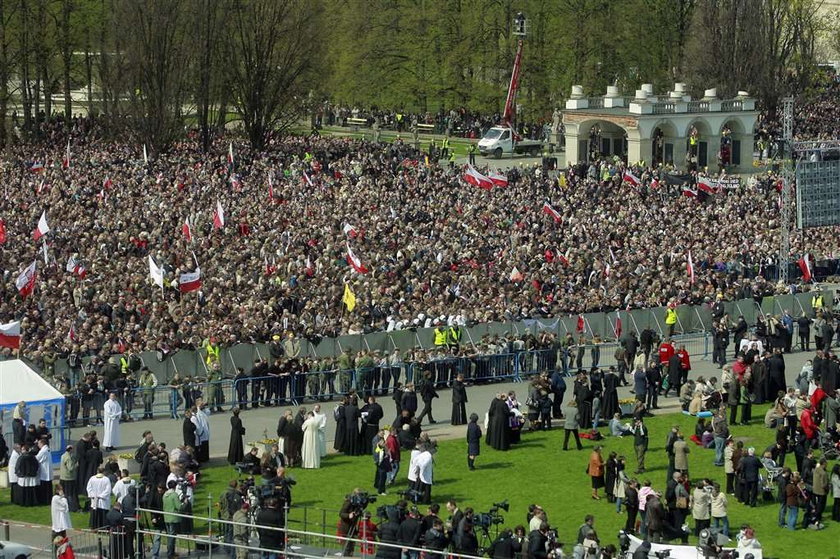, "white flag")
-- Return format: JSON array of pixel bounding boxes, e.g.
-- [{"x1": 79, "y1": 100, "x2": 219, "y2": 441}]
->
[{"x1": 148, "y1": 255, "x2": 164, "y2": 288}]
